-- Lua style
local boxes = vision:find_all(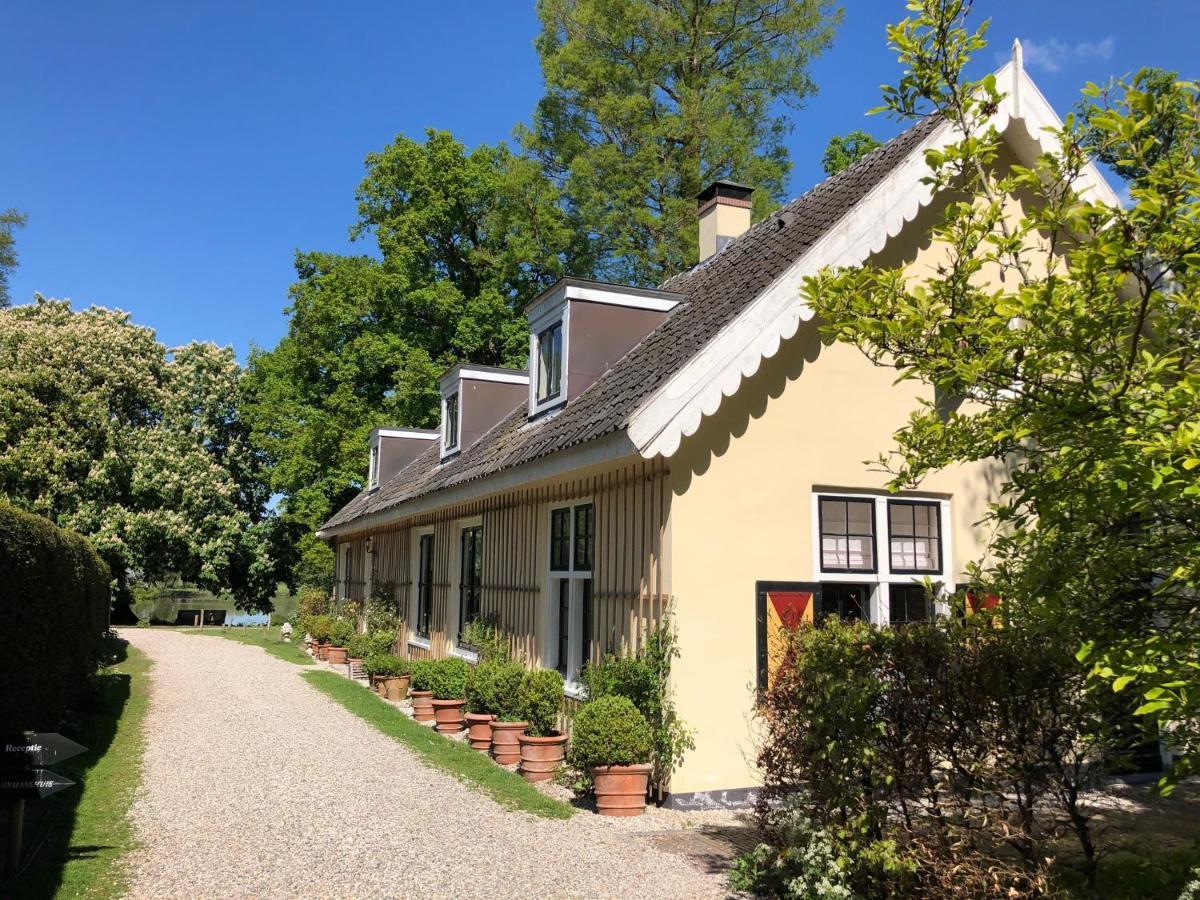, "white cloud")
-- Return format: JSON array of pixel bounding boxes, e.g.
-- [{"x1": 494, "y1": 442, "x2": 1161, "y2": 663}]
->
[{"x1": 1003, "y1": 36, "x2": 1116, "y2": 74}]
